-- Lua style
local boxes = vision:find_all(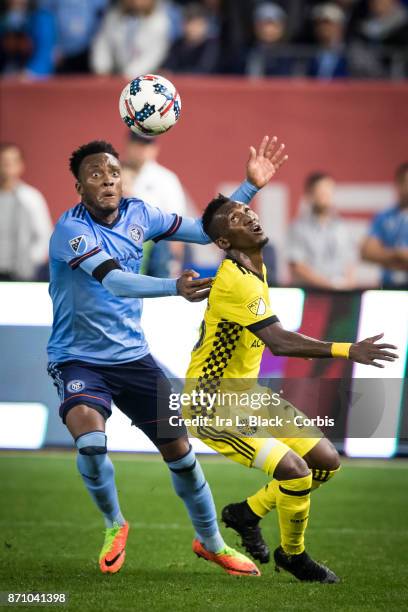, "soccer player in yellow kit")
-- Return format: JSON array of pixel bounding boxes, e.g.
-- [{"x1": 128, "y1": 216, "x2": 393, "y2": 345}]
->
[{"x1": 184, "y1": 194, "x2": 398, "y2": 583}]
